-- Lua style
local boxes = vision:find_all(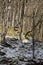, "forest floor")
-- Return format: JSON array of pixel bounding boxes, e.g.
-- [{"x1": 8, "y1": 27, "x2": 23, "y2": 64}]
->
[{"x1": 0, "y1": 38, "x2": 43, "y2": 65}]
